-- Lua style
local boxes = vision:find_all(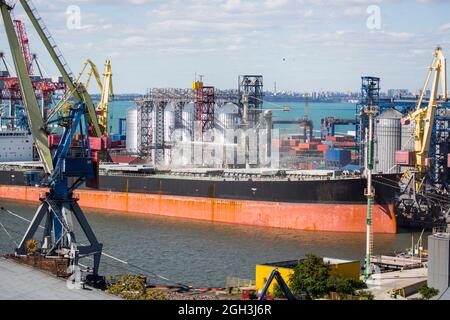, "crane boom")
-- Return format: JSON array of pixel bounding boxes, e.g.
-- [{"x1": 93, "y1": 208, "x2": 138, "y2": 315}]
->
[
  {"x1": 14, "y1": 19, "x2": 33, "y2": 75},
  {"x1": 78, "y1": 59, "x2": 103, "y2": 92},
  {"x1": 47, "y1": 59, "x2": 113, "y2": 136},
  {"x1": 97, "y1": 60, "x2": 113, "y2": 135},
  {"x1": 18, "y1": 0, "x2": 102, "y2": 137},
  {"x1": 0, "y1": 1, "x2": 53, "y2": 174}
]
